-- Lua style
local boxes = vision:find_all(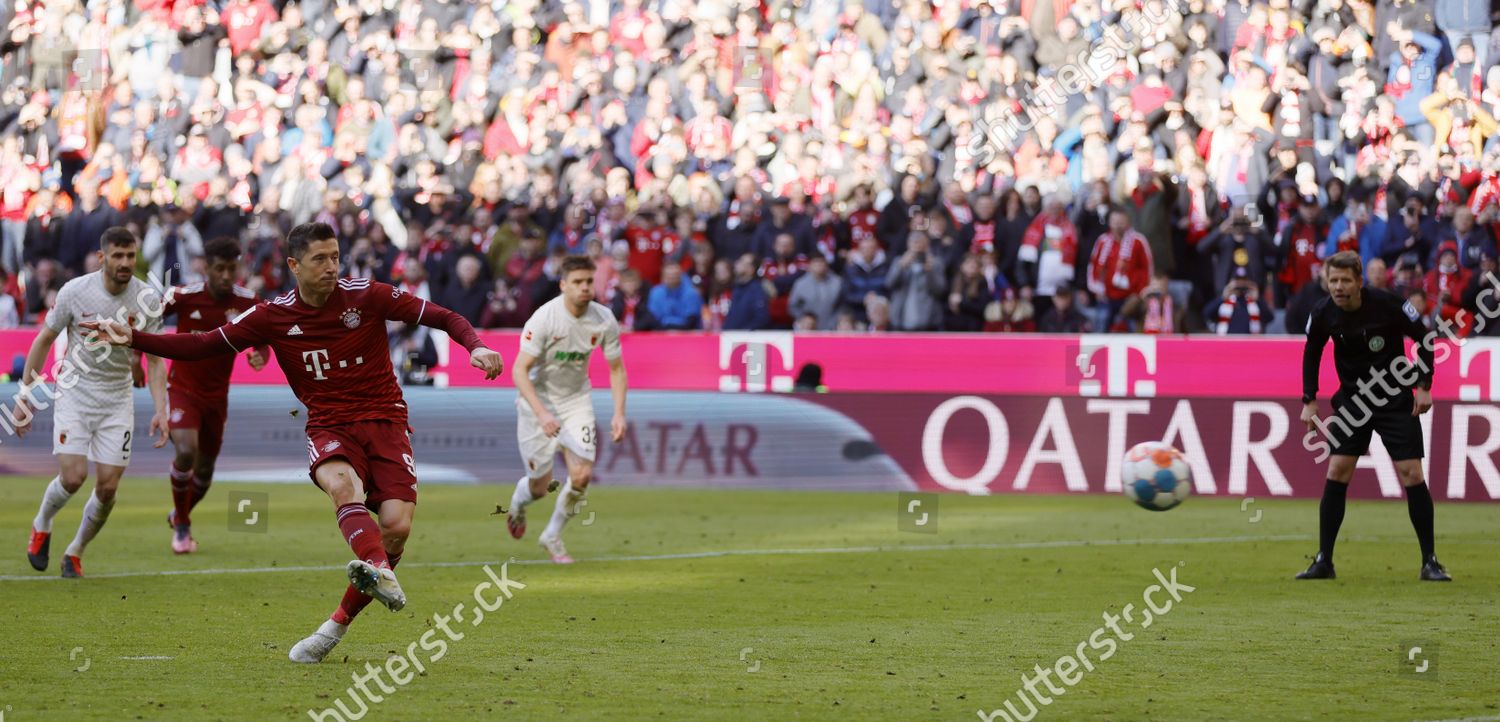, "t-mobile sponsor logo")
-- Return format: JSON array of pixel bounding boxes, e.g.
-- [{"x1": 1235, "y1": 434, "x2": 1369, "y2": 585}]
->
[
  {"x1": 1457, "y1": 338, "x2": 1500, "y2": 401},
  {"x1": 718, "y1": 333, "x2": 795, "y2": 393},
  {"x1": 1066, "y1": 335, "x2": 1157, "y2": 398},
  {"x1": 303, "y1": 349, "x2": 332, "y2": 380}
]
